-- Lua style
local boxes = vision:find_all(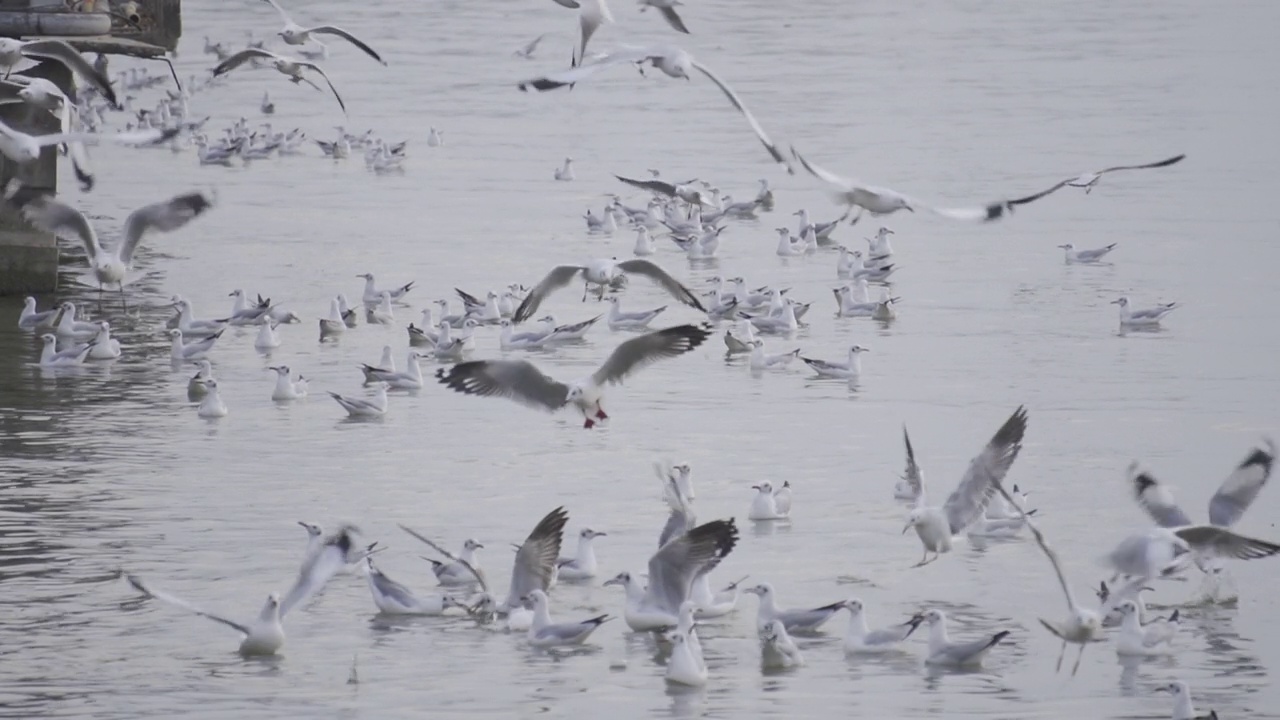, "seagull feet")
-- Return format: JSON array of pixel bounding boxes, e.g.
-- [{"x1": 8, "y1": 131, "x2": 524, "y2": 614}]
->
[
  {"x1": 583, "y1": 418, "x2": 596, "y2": 429},
  {"x1": 595, "y1": 408, "x2": 608, "y2": 420}
]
